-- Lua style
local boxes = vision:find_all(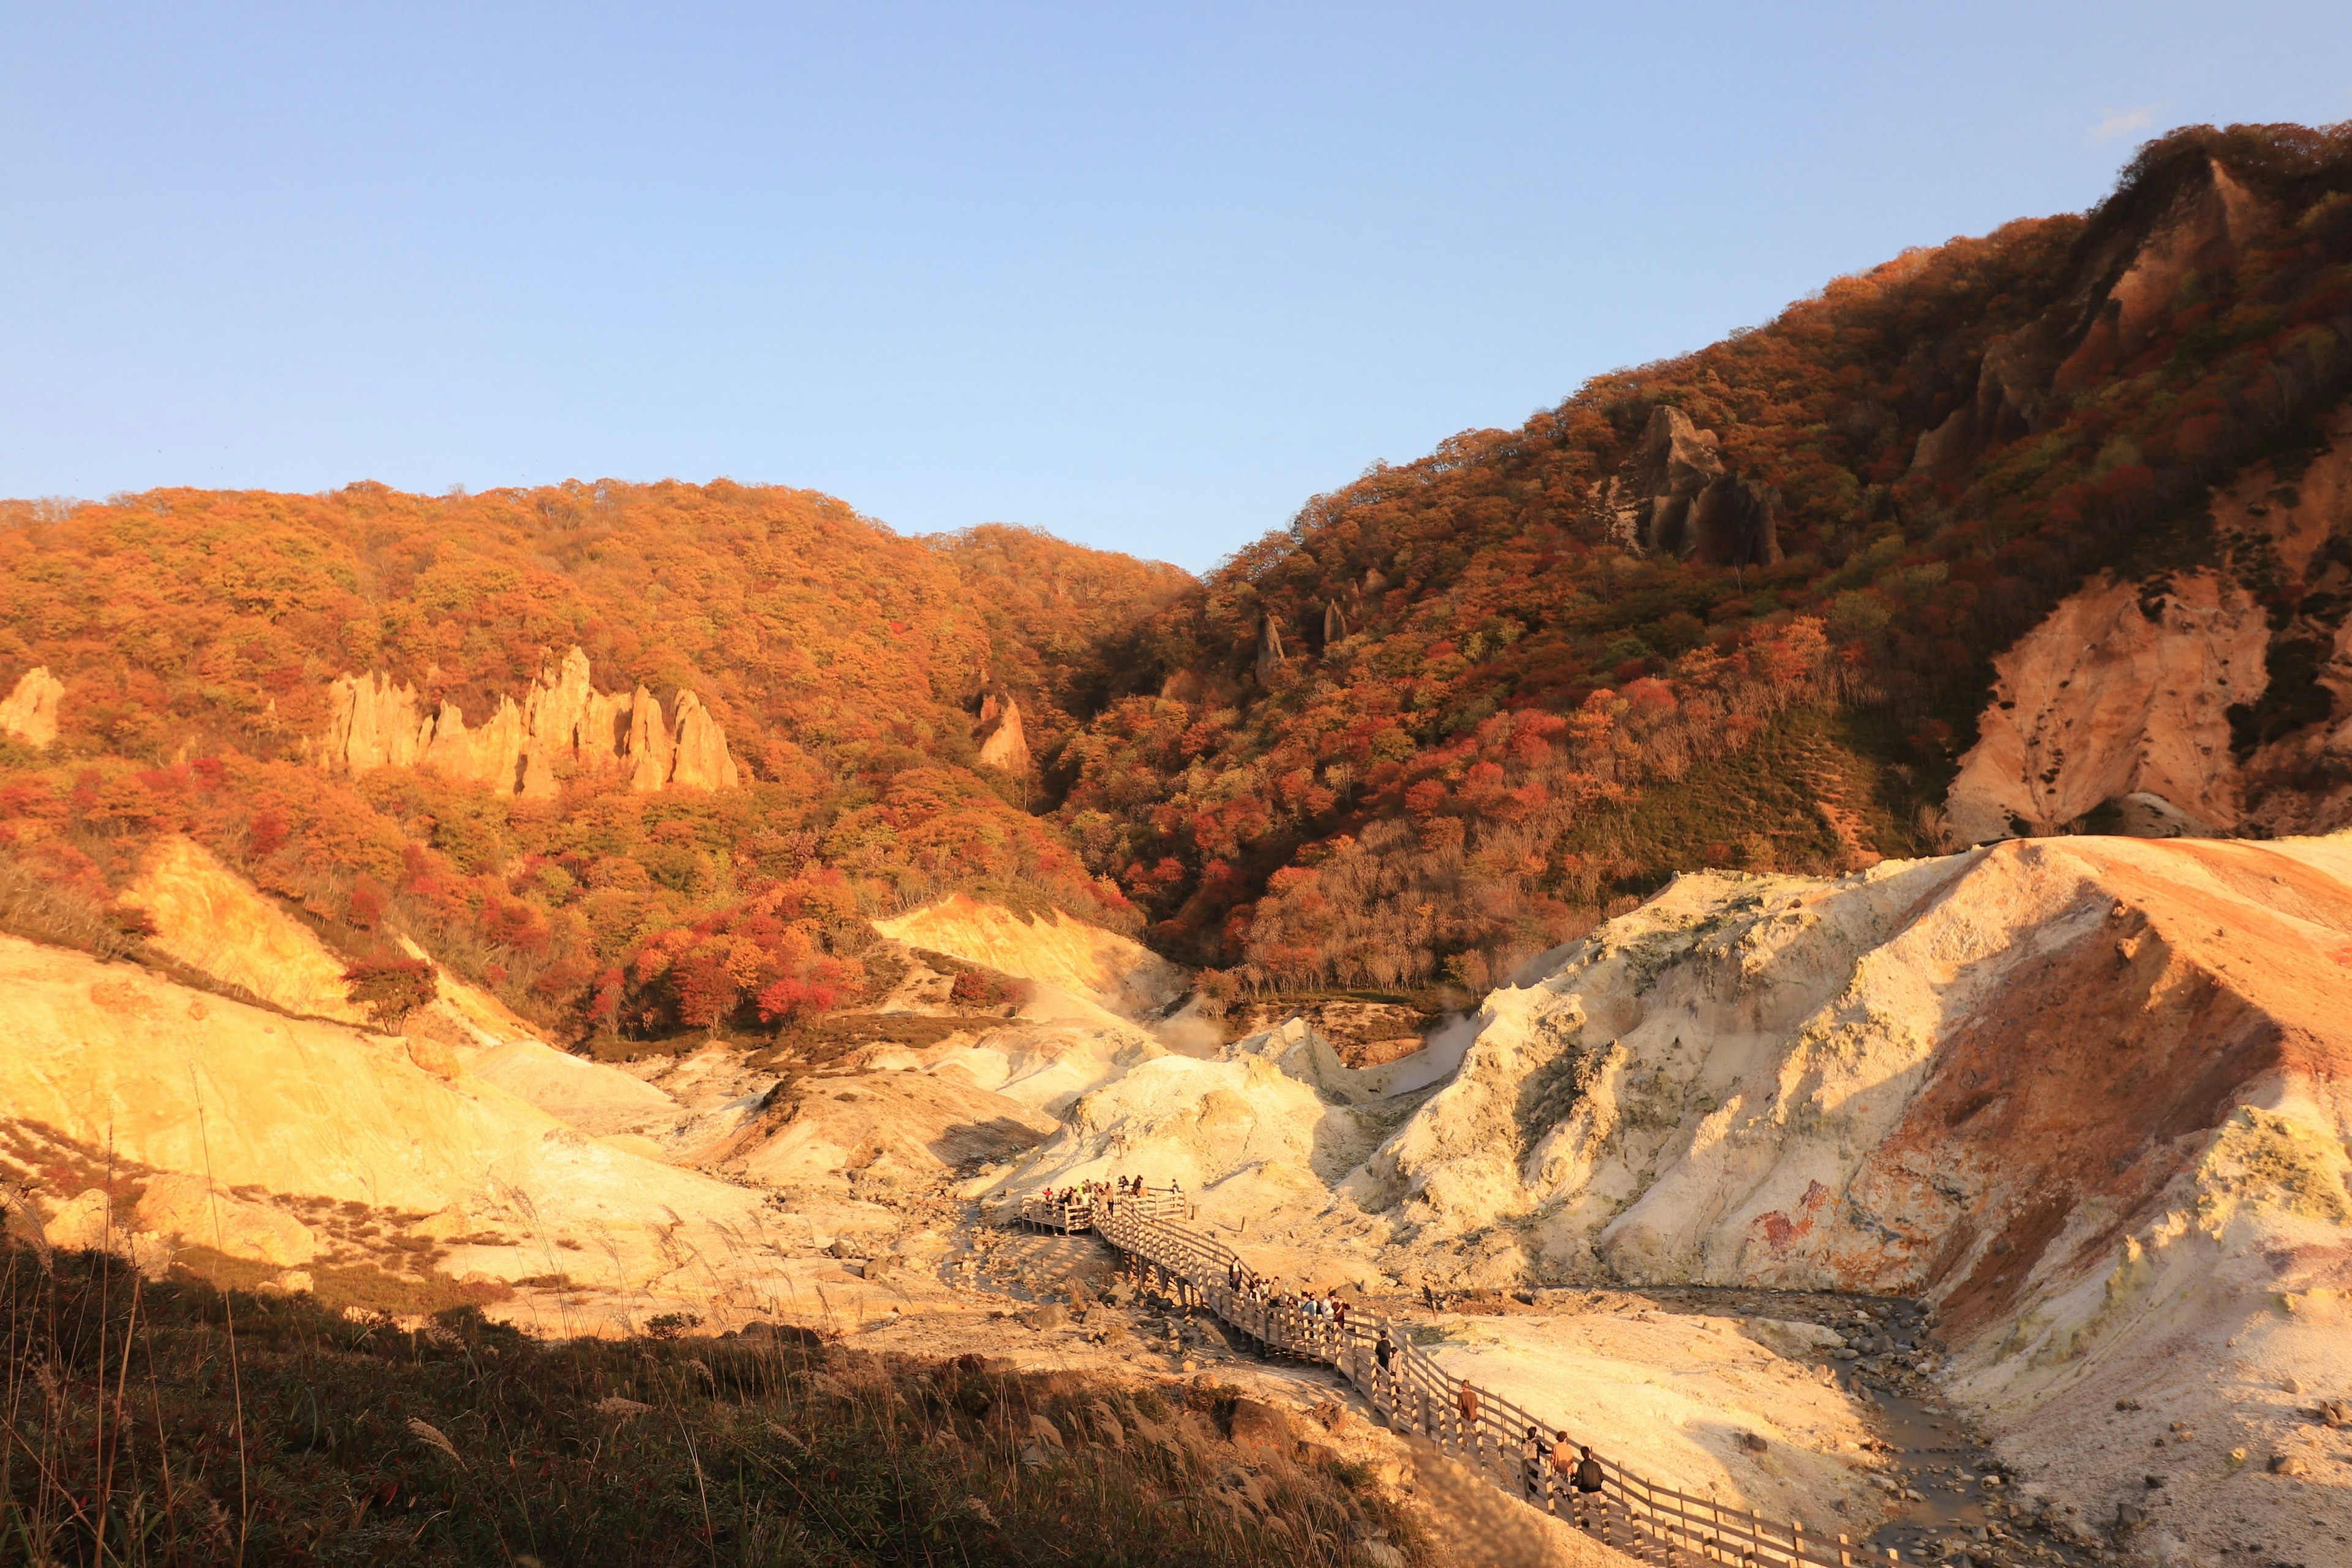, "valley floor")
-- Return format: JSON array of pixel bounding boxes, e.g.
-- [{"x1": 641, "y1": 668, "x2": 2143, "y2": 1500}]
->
[{"x1": 8, "y1": 834, "x2": 2351, "y2": 1567}]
